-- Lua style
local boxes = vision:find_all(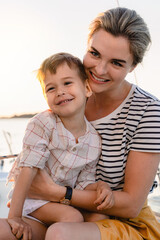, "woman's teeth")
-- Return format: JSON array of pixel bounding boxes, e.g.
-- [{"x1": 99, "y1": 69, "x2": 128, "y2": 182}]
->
[{"x1": 91, "y1": 72, "x2": 107, "y2": 82}]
